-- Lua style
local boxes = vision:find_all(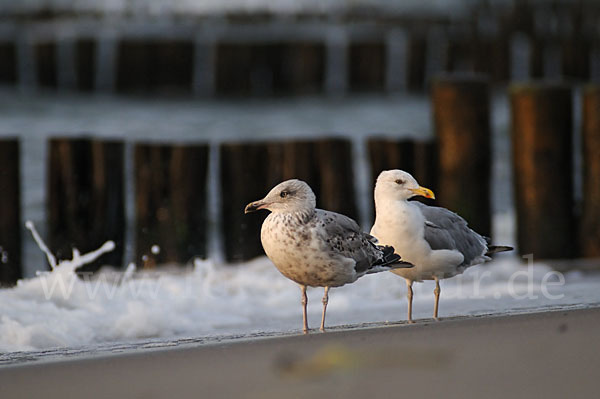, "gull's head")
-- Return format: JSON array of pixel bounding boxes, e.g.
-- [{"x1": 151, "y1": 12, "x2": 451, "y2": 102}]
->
[
  {"x1": 244, "y1": 179, "x2": 317, "y2": 214},
  {"x1": 374, "y1": 169, "x2": 435, "y2": 201}
]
